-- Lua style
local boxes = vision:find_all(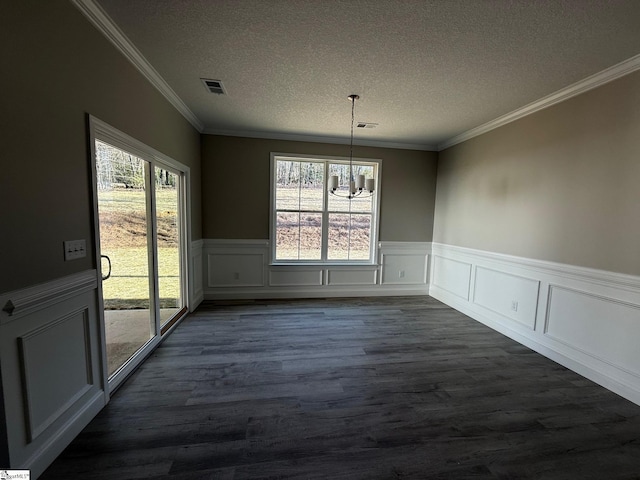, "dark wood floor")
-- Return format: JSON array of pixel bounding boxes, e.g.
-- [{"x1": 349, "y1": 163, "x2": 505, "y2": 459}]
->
[{"x1": 41, "y1": 296, "x2": 640, "y2": 479}]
